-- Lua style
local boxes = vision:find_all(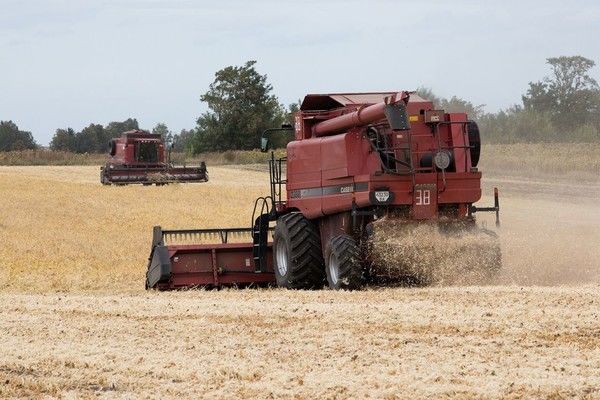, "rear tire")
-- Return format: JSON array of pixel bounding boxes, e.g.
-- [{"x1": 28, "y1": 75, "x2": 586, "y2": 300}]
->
[
  {"x1": 273, "y1": 213, "x2": 325, "y2": 289},
  {"x1": 326, "y1": 235, "x2": 362, "y2": 290},
  {"x1": 467, "y1": 120, "x2": 481, "y2": 167}
]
